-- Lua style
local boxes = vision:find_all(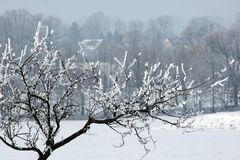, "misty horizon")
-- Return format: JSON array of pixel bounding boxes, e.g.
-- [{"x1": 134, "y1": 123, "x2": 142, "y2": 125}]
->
[{"x1": 0, "y1": 0, "x2": 239, "y2": 29}]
